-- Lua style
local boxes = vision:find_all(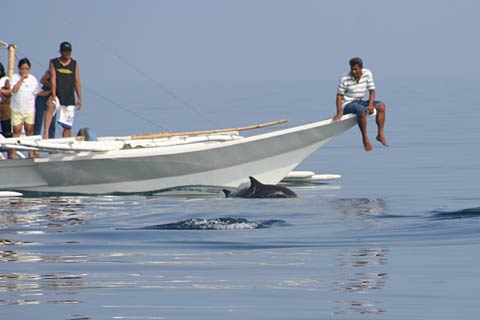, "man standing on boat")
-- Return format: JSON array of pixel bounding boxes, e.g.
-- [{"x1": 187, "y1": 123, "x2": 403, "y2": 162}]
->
[
  {"x1": 333, "y1": 57, "x2": 388, "y2": 151},
  {"x1": 46, "y1": 41, "x2": 82, "y2": 138}
]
